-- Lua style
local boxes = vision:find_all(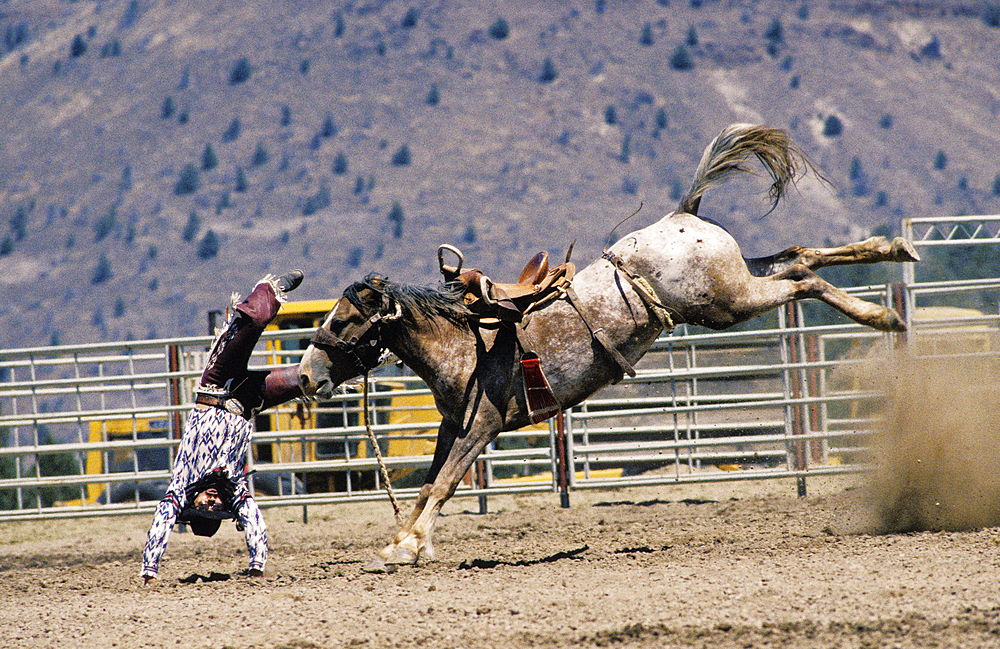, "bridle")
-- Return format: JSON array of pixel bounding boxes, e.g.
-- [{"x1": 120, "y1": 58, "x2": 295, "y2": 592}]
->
[{"x1": 309, "y1": 286, "x2": 403, "y2": 375}]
